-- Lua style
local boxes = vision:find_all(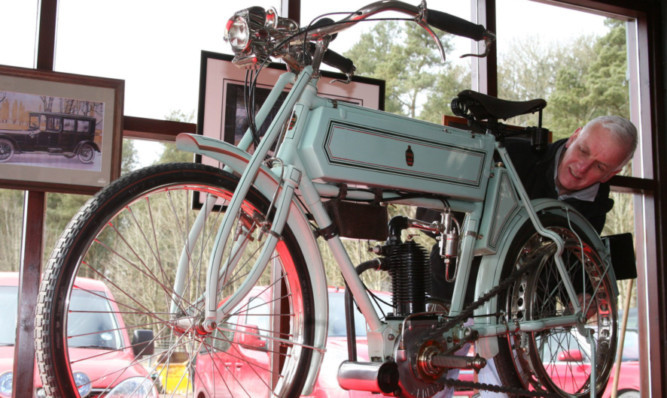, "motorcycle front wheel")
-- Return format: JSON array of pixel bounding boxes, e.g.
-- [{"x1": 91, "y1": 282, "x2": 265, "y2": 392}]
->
[{"x1": 35, "y1": 162, "x2": 315, "y2": 398}]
